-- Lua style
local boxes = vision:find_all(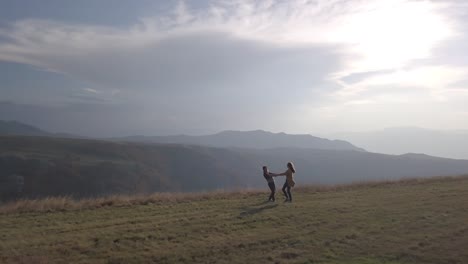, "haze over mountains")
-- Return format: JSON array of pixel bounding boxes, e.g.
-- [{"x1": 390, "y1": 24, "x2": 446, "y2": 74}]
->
[
  {"x1": 3, "y1": 120, "x2": 468, "y2": 160},
  {"x1": 1, "y1": 120, "x2": 468, "y2": 200},
  {"x1": 333, "y1": 127, "x2": 468, "y2": 160},
  {"x1": 0, "y1": 120, "x2": 75, "y2": 138},
  {"x1": 0, "y1": 120, "x2": 363, "y2": 151},
  {"x1": 2, "y1": 135, "x2": 468, "y2": 200},
  {"x1": 0, "y1": 120, "x2": 50, "y2": 136},
  {"x1": 121, "y1": 130, "x2": 365, "y2": 151}
]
